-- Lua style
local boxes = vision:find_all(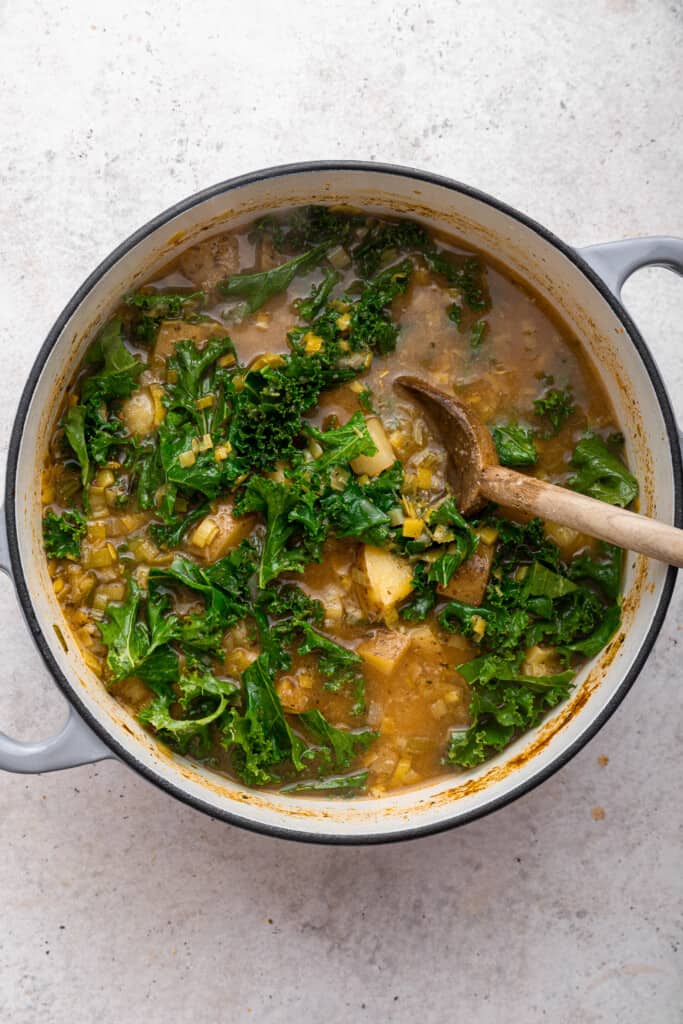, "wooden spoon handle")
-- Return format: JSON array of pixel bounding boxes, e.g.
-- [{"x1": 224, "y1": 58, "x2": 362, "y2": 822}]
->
[{"x1": 480, "y1": 465, "x2": 683, "y2": 568}]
